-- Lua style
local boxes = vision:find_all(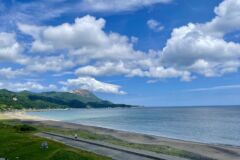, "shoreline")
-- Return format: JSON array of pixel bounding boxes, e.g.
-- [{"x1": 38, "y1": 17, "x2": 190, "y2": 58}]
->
[
  {"x1": 1, "y1": 111, "x2": 240, "y2": 147},
  {"x1": 1, "y1": 111, "x2": 240, "y2": 148},
  {"x1": 24, "y1": 109, "x2": 240, "y2": 148},
  {"x1": 1, "y1": 111, "x2": 240, "y2": 160}
]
